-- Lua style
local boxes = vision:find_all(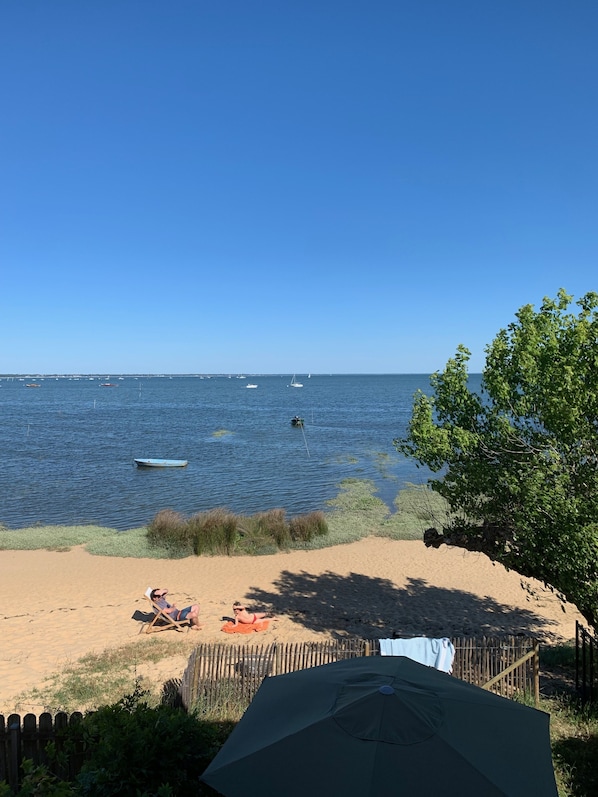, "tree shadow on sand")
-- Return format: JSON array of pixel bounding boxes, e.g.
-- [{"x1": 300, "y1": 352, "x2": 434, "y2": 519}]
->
[{"x1": 246, "y1": 570, "x2": 570, "y2": 642}]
